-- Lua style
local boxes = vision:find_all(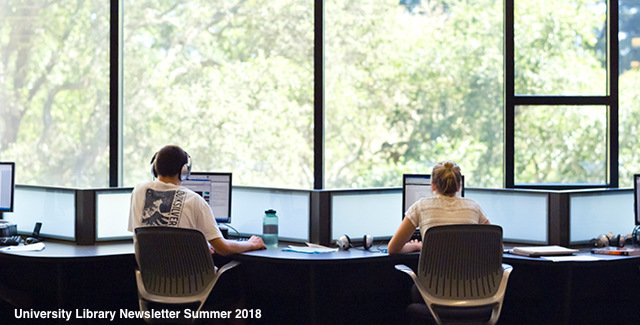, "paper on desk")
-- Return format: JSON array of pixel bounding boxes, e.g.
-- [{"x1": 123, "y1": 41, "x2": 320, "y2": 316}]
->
[
  {"x1": 0, "y1": 242, "x2": 45, "y2": 252},
  {"x1": 283, "y1": 245, "x2": 338, "y2": 254},
  {"x1": 305, "y1": 243, "x2": 332, "y2": 249},
  {"x1": 541, "y1": 255, "x2": 602, "y2": 262}
]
